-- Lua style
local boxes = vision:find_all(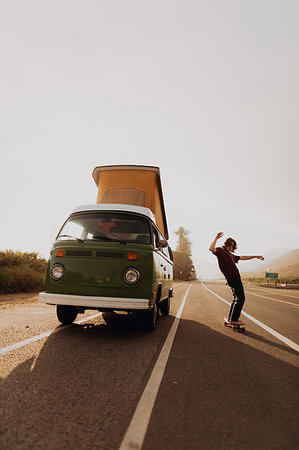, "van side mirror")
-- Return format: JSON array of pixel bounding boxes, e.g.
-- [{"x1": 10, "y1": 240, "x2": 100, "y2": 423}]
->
[{"x1": 157, "y1": 239, "x2": 168, "y2": 248}]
